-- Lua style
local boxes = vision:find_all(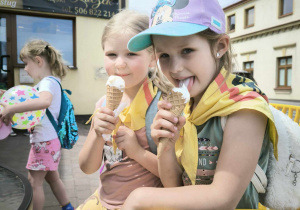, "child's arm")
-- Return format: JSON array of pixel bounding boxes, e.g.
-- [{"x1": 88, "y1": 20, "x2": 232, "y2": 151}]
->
[
  {"x1": 122, "y1": 109, "x2": 267, "y2": 210},
  {"x1": 150, "y1": 100, "x2": 186, "y2": 187},
  {"x1": 79, "y1": 107, "x2": 118, "y2": 174},
  {"x1": 114, "y1": 126, "x2": 160, "y2": 177},
  {"x1": 0, "y1": 91, "x2": 52, "y2": 124}
]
